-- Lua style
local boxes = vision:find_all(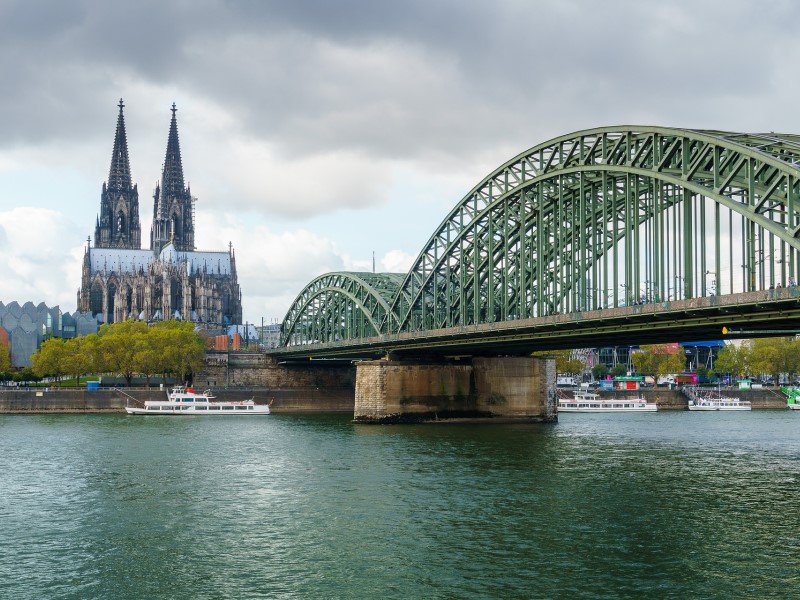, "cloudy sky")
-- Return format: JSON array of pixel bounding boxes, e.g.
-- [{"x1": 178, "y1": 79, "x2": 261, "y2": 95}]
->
[{"x1": 1, "y1": 0, "x2": 799, "y2": 324}]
